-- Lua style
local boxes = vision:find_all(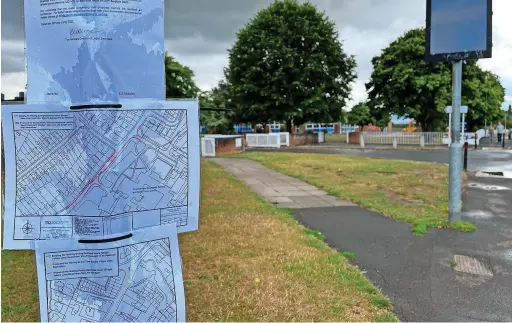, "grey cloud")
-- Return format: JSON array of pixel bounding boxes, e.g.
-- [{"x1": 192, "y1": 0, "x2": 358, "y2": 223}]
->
[
  {"x1": 1, "y1": 40, "x2": 25, "y2": 74},
  {"x1": 165, "y1": 0, "x2": 274, "y2": 42},
  {"x1": 1, "y1": 0, "x2": 24, "y2": 40},
  {"x1": 2, "y1": 53, "x2": 25, "y2": 74}
]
